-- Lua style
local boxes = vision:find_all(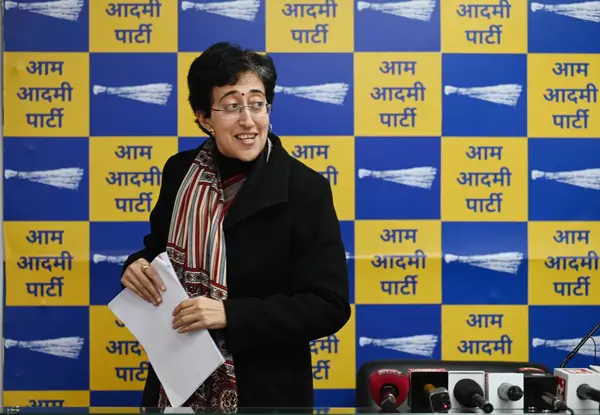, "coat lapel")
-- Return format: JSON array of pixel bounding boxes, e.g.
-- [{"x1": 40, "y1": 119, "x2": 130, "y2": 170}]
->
[{"x1": 223, "y1": 133, "x2": 290, "y2": 231}]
